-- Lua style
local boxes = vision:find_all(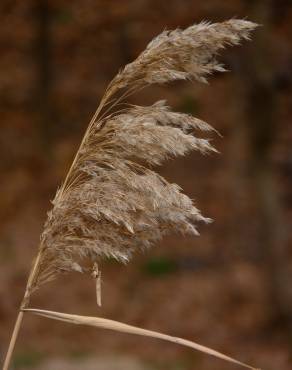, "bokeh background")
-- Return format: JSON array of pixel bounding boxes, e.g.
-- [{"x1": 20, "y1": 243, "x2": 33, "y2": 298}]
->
[{"x1": 1, "y1": 1, "x2": 292, "y2": 369}]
